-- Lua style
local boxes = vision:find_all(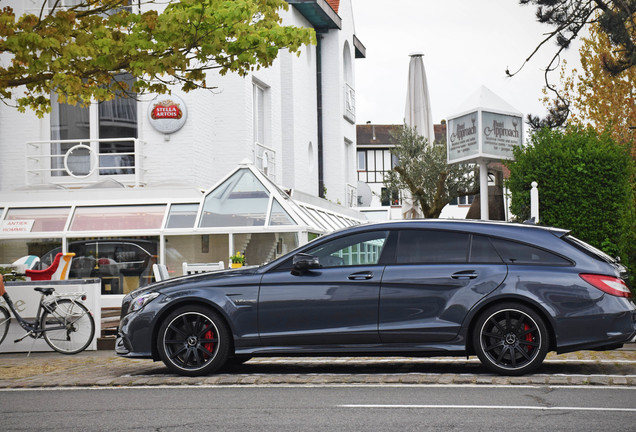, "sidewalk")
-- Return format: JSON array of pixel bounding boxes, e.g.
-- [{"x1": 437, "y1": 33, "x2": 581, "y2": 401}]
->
[{"x1": 1, "y1": 345, "x2": 635, "y2": 388}]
